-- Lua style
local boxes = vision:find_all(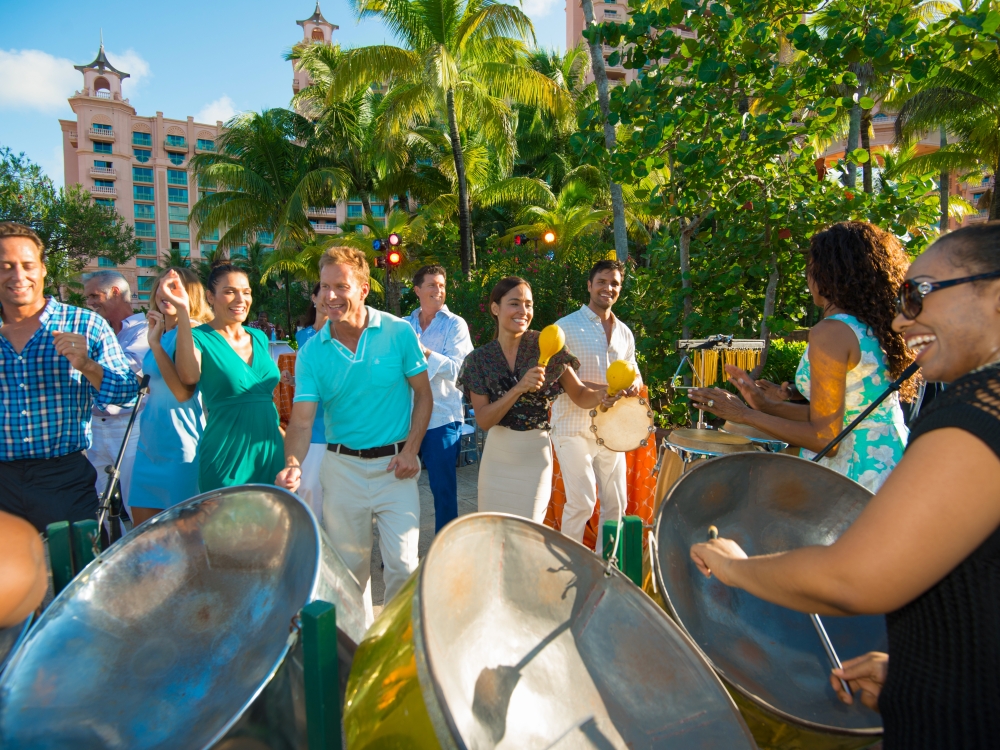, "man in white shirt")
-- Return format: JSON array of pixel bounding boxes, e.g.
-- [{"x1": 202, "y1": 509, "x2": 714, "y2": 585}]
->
[
  {"x1": 551, "y1": 260, "x2": 641, "y2": 544},
  {"x1": 405, "y1": 265, "x2": 473, "y2": 532},
  {"x1": 83, "y1": 271, "x2": 148, "y2": 512}
]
